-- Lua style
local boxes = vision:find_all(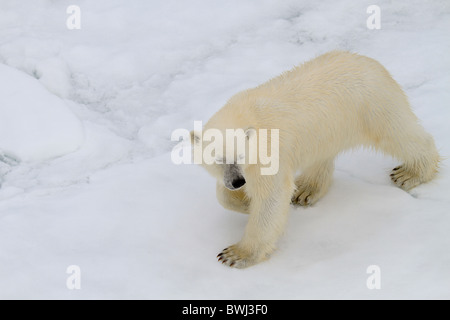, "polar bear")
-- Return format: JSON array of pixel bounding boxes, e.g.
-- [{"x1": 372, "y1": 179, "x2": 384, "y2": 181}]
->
[{"x1": 191, "y1": 51, "x2": 440, "y2": 268}]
